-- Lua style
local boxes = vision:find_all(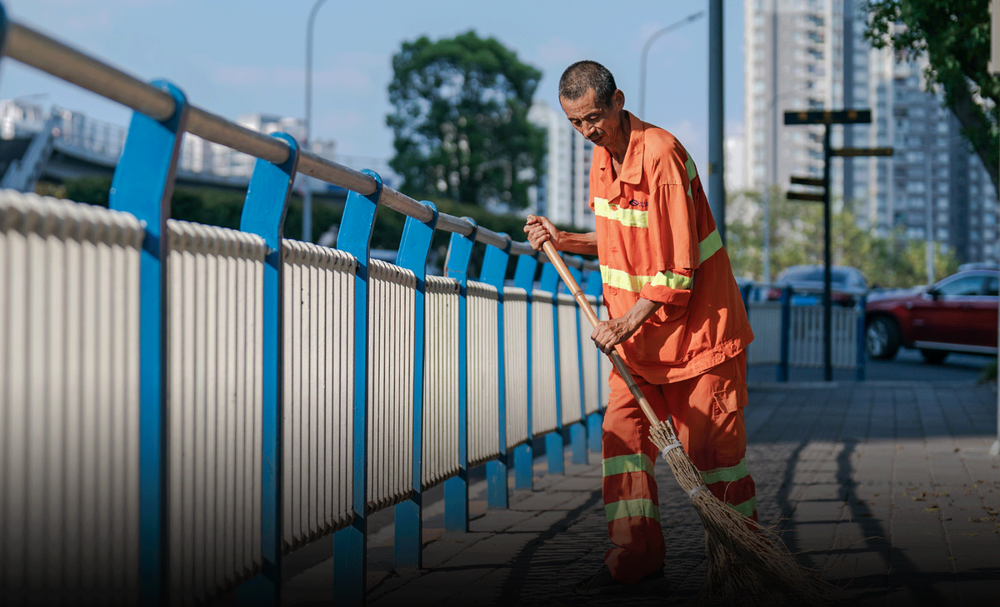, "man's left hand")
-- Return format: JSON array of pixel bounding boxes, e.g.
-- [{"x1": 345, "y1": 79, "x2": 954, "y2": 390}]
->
[{"x1": 591, "y1": 317, "x2": 639, "y2": 354}]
